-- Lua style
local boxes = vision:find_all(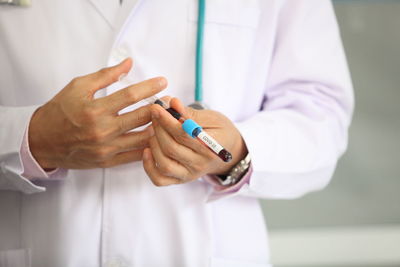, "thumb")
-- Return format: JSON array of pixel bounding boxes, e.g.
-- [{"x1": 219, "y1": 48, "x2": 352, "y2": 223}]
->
[
  {"x1": 169, "y1": 98, "x2": 199, "y2": 120},
  {"x1": 84, "y1": 58, "x2": 133, "y2": 96},
  {"x1": 170, "y1": 98, "x2": 225, "y2": 128}
]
